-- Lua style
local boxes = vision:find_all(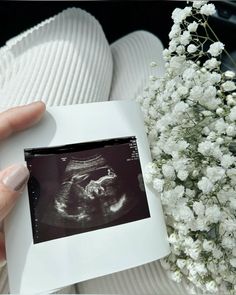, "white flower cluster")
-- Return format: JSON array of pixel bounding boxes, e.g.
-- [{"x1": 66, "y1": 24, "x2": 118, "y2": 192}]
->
[{"x1": 138, "y1": 1, "x2": 236, "y2": 293}]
